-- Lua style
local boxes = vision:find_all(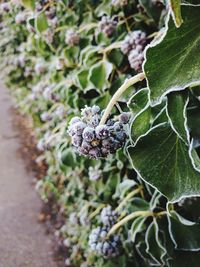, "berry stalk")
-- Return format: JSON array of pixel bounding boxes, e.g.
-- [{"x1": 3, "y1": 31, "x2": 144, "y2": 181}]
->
[
  {"x1": 99, "y1": 73, "x2": 145, "y2": 125},
  {"x1": 107, "y1": 210, "x2": 153, "y2": 237}
]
